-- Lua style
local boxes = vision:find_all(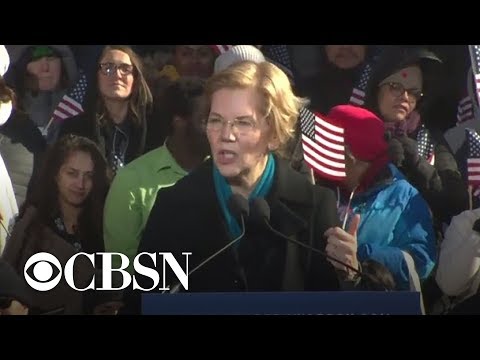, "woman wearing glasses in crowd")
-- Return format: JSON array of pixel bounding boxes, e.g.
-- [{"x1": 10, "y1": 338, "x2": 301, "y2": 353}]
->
[
  {"x1": 361, "y1": 47, "x2": 469, "y2": 311},
  {"x1": 363, "y1": 47, "x2": 468, "y2": 231},
  {"x1": 59, "y1": 45, "x2": 153, "y2": 177}
]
